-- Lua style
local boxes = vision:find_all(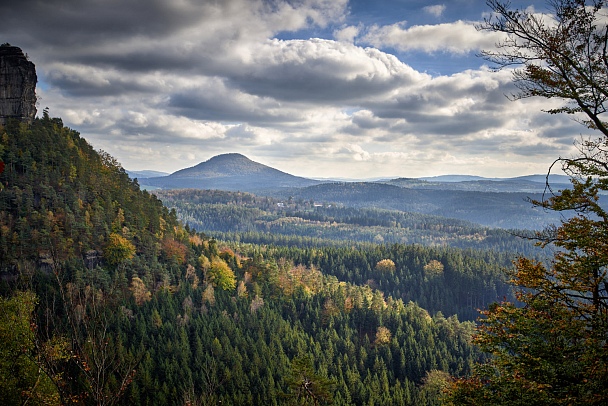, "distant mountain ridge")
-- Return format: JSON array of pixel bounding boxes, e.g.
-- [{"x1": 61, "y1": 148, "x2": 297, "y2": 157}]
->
[
  {"x1": 135, "y1": 153, "x2": 583, "y2": 229},
  {"x1": 126, "y1": 169, "x2": 169, "y2": 179},
  {"x1": 420, "y1": 175, "x2": 488, "y2": 182},
  {"x1": 380, "y1": 175, "x2": 571, "y2": 194},
  {"x1": 136, "y1": 153, "x2": 571, "y2": 194},
  {"x1": 419, "y1": 174, "x2": 569, "y2": 184}
]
